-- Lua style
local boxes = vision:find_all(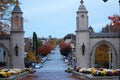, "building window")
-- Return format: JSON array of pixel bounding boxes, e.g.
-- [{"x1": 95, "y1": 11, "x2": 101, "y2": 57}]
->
[{"x1": 81, "y1": 14, "x2": 84, "y2": 18}]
